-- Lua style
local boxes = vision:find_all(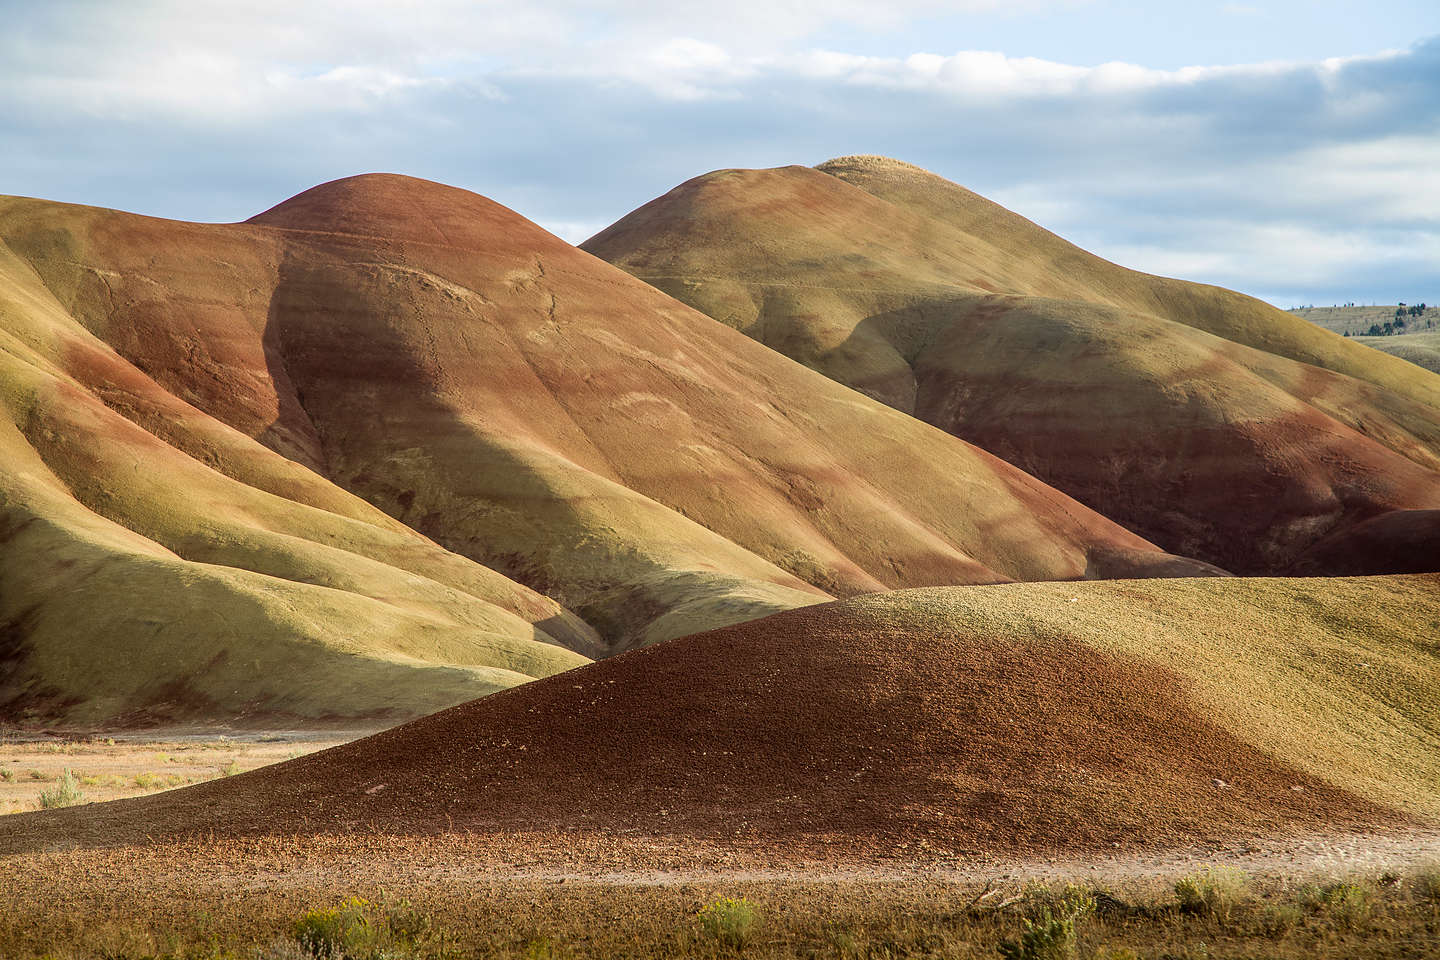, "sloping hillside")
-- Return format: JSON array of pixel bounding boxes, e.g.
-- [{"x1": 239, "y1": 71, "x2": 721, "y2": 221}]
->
[
  {"x1": 584, "y1": 158, "x2": 1440, "y2": 573},
  {"x1": 0, "y1": 175, "x2": 1214, "y2": 725},
  {"x1": 6, "y1": 574, "x2": 1433, "y2": 856},
  {"x1": 1357, "y1": 332, "x2": 1440, "y2": 375}
]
